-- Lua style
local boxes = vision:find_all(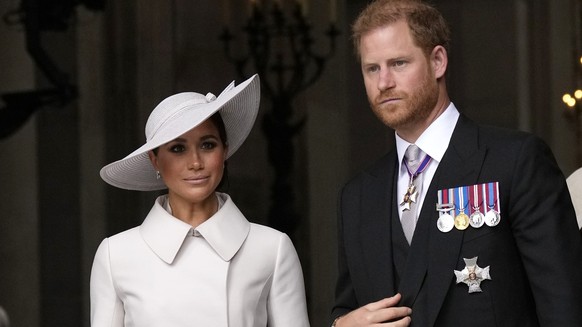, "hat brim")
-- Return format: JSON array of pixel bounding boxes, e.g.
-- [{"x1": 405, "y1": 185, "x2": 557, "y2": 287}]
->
[{"x1": 100, "y1": 74, "x2": 260, "y2": 191}]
